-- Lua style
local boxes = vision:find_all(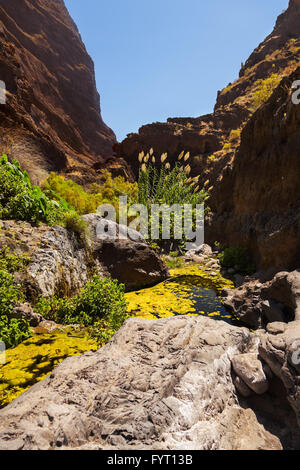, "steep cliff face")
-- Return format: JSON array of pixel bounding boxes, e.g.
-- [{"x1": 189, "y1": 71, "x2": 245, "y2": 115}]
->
[
  {"x1": 207, "y1": 66, "x2": 300, "y2": 272},
  {"x1": 0, "y1": 0, "x2": 128, "y2": 183},
  {"x1": 117, "y1": 0, "x2": 300, "y2": 181}
]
